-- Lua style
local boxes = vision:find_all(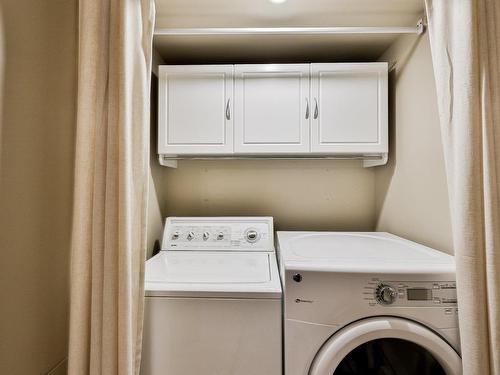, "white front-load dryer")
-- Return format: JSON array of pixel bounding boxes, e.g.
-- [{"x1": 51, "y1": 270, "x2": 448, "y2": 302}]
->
[{"x1": 277, "y1": 231, "x2": 462, "y2": 375}]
